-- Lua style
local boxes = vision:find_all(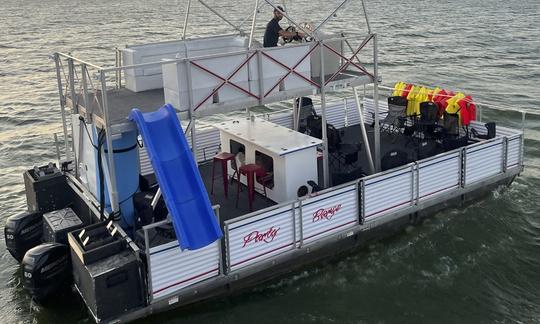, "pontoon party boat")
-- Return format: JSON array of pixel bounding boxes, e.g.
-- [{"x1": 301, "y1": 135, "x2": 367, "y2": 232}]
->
[{"x1": 4, "y1": 0, "x2": 526, "y2": 323}]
